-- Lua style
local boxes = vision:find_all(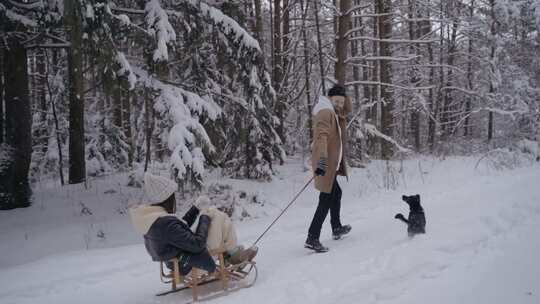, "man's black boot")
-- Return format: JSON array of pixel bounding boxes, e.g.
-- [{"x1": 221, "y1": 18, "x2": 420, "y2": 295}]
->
[
  {"x1": 332, "y1": 224, "x2": 352, "y2": 240},
  {"x1": 304, "y1": 235, "x2": 329, "y2": 253}
]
